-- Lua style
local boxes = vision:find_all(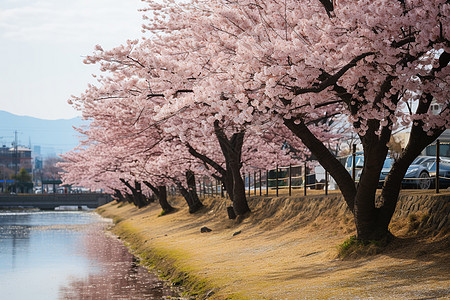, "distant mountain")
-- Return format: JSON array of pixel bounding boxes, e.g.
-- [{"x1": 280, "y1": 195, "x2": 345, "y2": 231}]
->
[{"x1": 0, "y1": 110, "x2": 86, "y2": 157}]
